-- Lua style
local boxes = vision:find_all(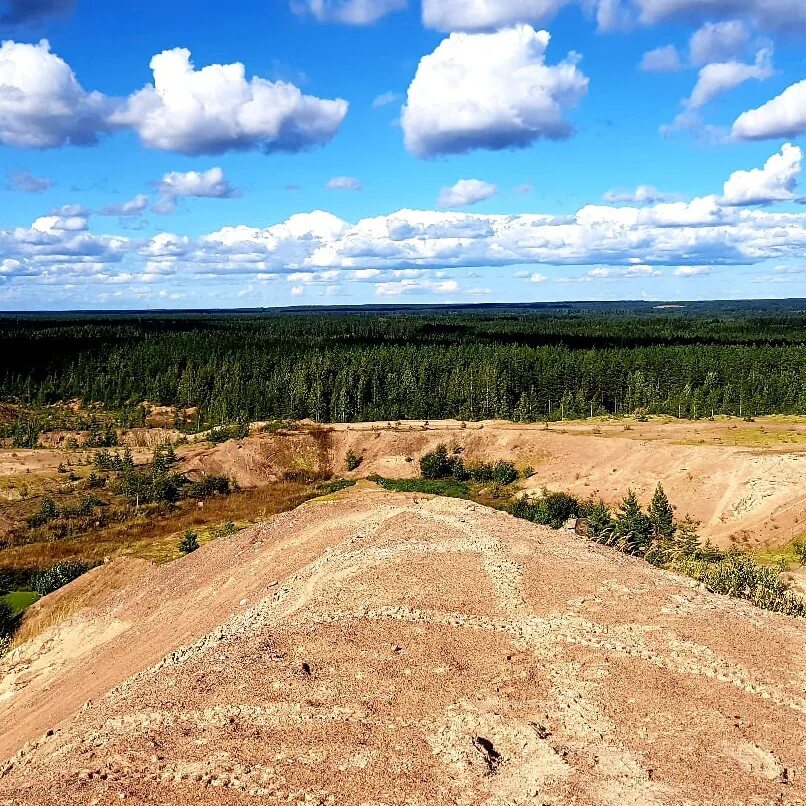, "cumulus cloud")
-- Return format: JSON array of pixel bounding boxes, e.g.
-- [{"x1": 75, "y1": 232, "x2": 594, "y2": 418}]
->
[
  {"x1": 0, "y1": 41, "x2": 347, "y2": 157},
  {"x1": 5, "y1": 169, "x2": 52, "y2": 192},
  {"x1": 0, "y1": 0, "x2": 73, "y2": 25},
  {"x1": 639, "y1": 45, "x2": 683, "y2": 72},
  {"x1": 422, "y1": 0, "x2": 570, "y2": 31},
  {"x1": 100, "y1": 194, "x2": 151, "y2": 217},
  {"x1": 292, "y1": 0, "x2": 406, "y2": 24},
  {"x1": 375, "y1": 277, "x2": 459, "y2": 296},
  {"x1": 688, "y1": 20, "x2": 750, "y2": 66},
  {"x1": 402, "y1": 26, "x2": 588, "y2": 158},
  {"x1": 630, "y1": 0, "x2": 806, "y2": 34},
  {"x1": 8, "y1": 145, "x2": 806, "y2": 296},
  {"x1": 325, "y1": 176, "x2": 363, "y2": 191},
  {"x1": 0, "y1": 39, "x2": 111, "y2": 148},
  {"x1": 732, "y1": 79, "x2": 806, "y2": 140},
  {"x1": 157, "y1": 167, "x2": 238, "y2": 199},
  {"x1": 684, "y1": 48, "x2": 773, "y2": 109},
  {"x1": 437, "y1": 179, "x2": 498, "y2": 208},
  {"x1": 721, "y1": 142, "x2": 802, "y2": 206},
  {"x1": 603, "y1": 185, "x2": 680, "y2": 204},
  {"x1": 111, "y1": 48, "x2": 348, "y2": 155}
]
